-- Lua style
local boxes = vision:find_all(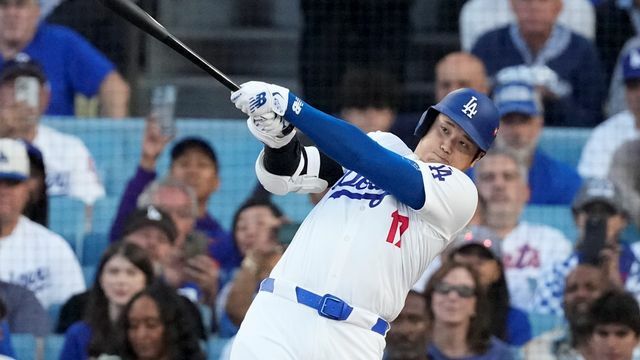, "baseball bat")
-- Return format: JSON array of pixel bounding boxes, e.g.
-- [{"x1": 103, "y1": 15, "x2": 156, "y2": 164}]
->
[{"x1": 99, "y1": 0, "x2": 239, "y2": 92}]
